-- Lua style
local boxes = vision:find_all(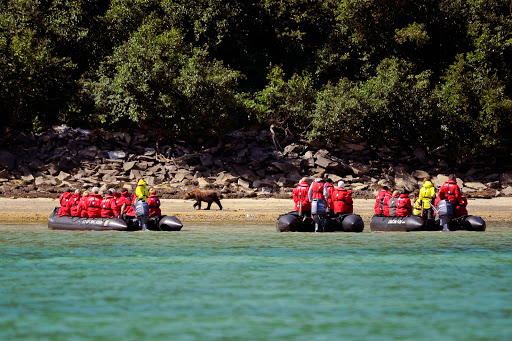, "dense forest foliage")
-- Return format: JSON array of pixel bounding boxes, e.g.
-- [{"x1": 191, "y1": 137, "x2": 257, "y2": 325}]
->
[{"x1": 1, "y1": 0, "x2": 511, "y2": 158}]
